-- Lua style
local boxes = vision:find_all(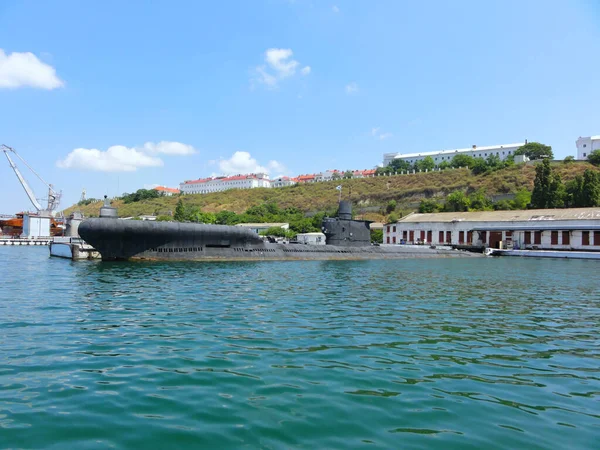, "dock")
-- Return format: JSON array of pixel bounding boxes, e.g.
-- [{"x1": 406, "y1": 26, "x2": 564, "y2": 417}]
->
[
  {"x1": 0, "y1": 236, "x2": 100, "y2": 260},
  {"x1": 0, "y1": 237, "x2": 52, "y2": 246}
]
